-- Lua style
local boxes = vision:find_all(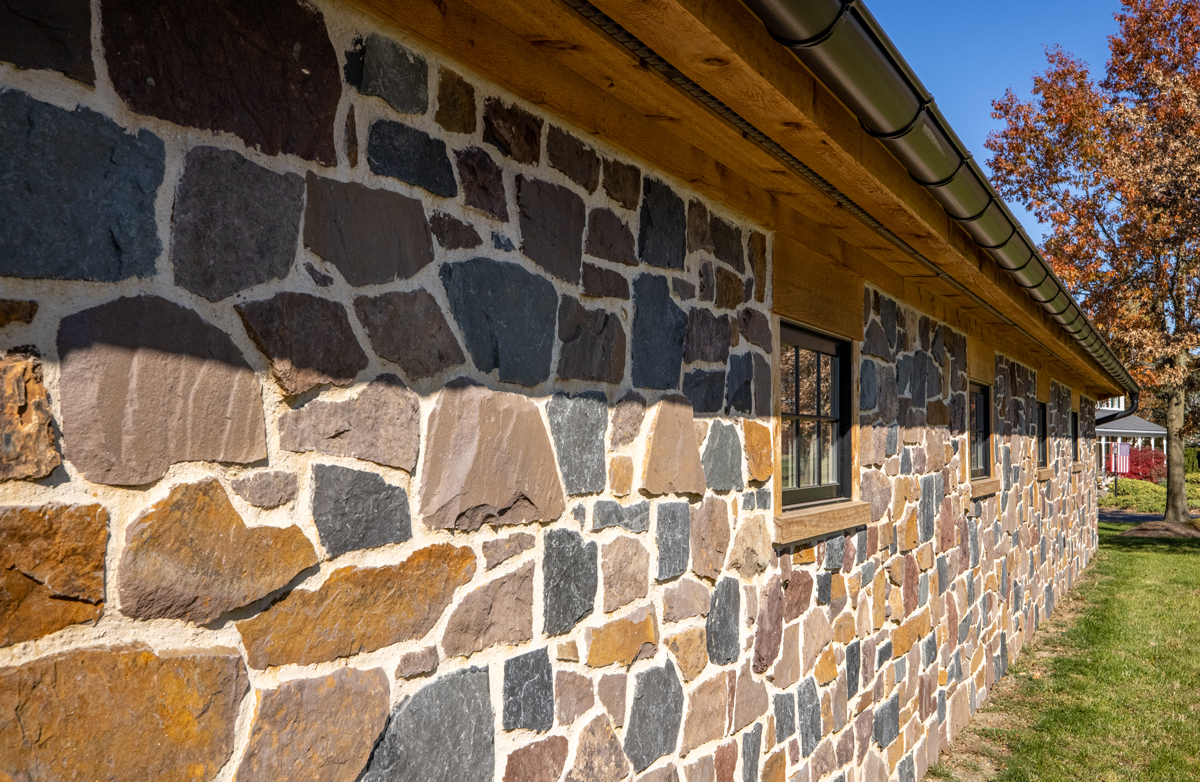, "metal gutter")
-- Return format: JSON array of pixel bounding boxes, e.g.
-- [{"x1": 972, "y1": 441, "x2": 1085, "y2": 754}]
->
[{"x1": 740, "y1": 0, "x2": 1139, "y2": 420}]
